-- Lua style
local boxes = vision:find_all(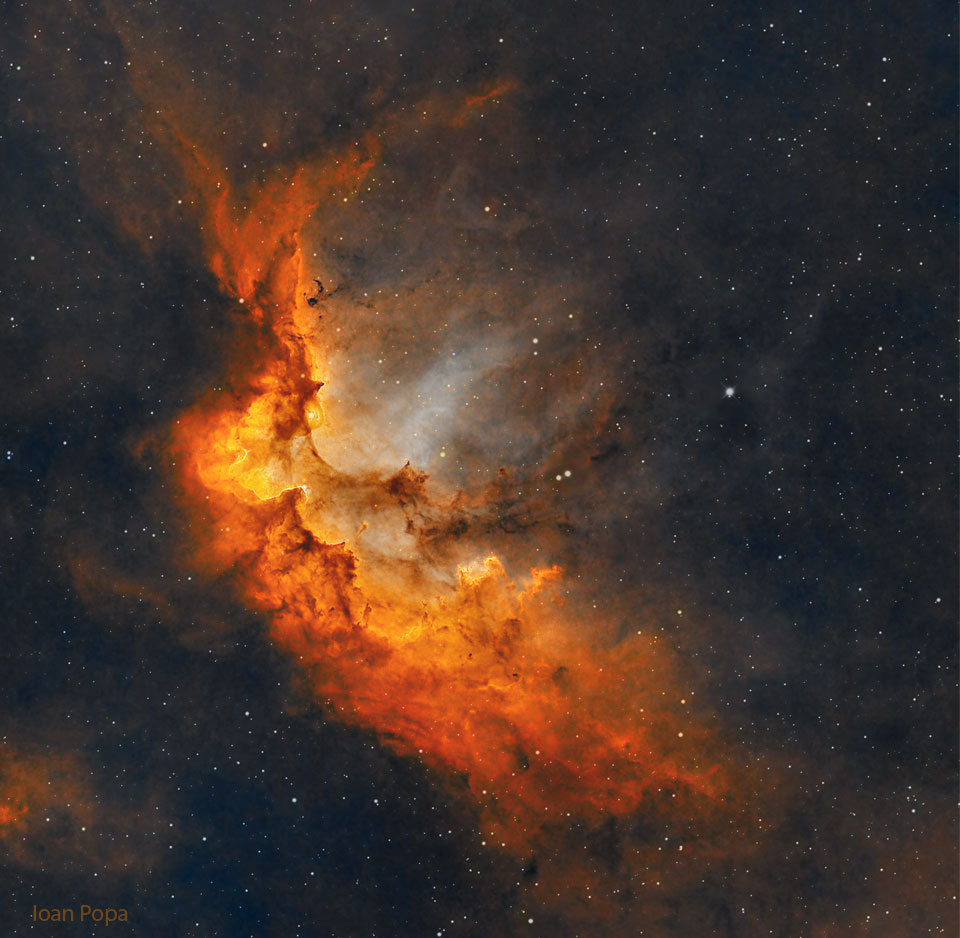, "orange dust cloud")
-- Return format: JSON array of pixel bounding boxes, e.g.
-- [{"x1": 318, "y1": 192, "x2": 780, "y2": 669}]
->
[
  {"x1": 0, "y1": 743, "x2": 161, "y2": 874},
  {"x1": 452, "y1": 80, "x2": 518, "y2": 126},
  {"x1": 162, "y1": 109, "x2": 735, "y2": 850},
  {"x1": 0, "y1": 746, "x2": 89, "y2": 844}
]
